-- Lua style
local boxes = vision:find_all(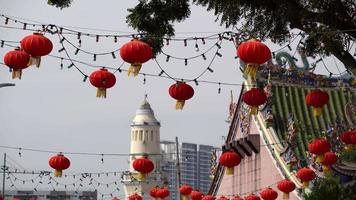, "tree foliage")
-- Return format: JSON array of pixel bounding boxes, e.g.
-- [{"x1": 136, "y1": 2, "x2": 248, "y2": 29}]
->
[
  {"x1": 47, "y1": 0, "x2": 356, "y2": 74},
  {"x1": 47, "y1": 0, "x2": 72, "y2": 9}
]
